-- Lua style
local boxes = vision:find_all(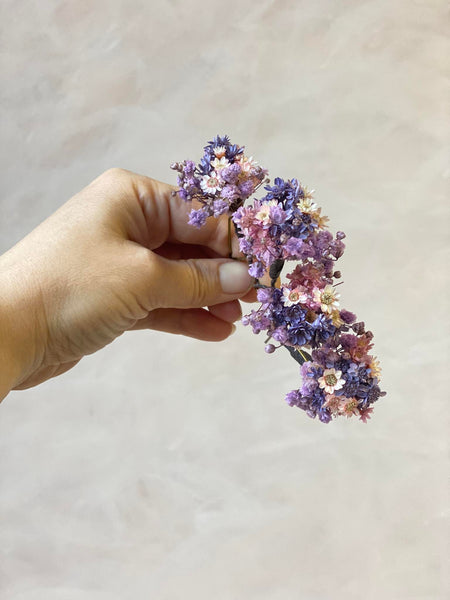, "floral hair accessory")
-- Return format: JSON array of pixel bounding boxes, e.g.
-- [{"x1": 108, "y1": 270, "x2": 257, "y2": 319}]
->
[{"x1": 171, "y1": 136, "x2": 385, "y2": 424}]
